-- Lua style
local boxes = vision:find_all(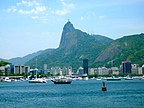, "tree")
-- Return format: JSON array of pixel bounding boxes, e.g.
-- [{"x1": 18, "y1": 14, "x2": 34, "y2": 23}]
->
[{"x1": 0, "y1": 60, "x2": 10, "y2": 66}]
